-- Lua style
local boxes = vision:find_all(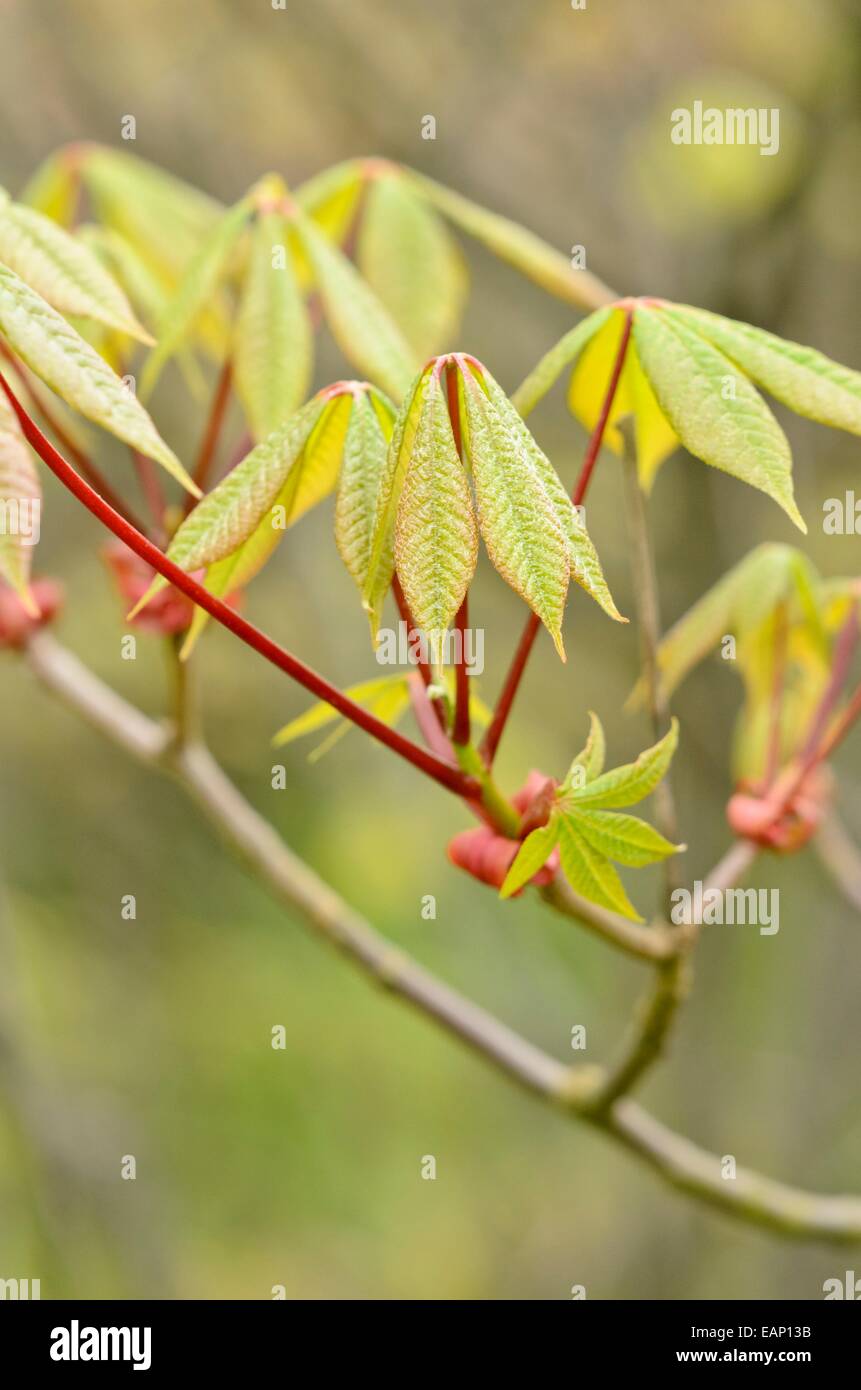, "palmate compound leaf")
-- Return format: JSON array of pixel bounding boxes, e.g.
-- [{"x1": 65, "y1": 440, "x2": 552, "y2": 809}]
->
[
  {"x1": 0, "y1": 199, "x2": 153, "y2": 343},
  {"x1": 0, "y1": 261, "x2": 197, "y2": 494},
  {"x1": 141, "y1": 194, "x2": 254, "y2": 398},
  {"x1": 0, "y1": 387, "x2": 41, "y2": 611},
  {"x1": 631, "y1": 305, "x2": 806, "y2": 529},
  {"x1": 357, "y1": 172, "x2": 467, "y2": 360},
  {"x1": 665, "y1": 304, "x2": 861, "y2": 439},
  {"x1": 393, "y1": 368, "x2": 478, "y2": 661},
  {"x1": 296, "y1": 212, "x2": 419, "y2": 402},
  {"x1": 233, "y1": 210, "x2": 313, "y2": 442},
  {"x1": 458, "y1": 365, "x2": 578, "y2": 659}
]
